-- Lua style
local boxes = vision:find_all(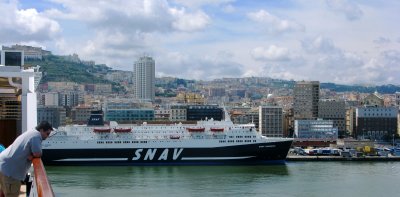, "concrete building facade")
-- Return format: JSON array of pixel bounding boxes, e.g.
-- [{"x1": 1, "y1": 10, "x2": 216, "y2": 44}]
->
[
  {"x1": 169, "y1": 105, "x2": 187, "y2": 121},
  {"x1": 318, "y1": 99, "x2": 346, "y2": 135},
  {"x1": 356, "y1": 106, "x2": 398, "y2": 140},
  {"x1": 37, "y1": 106, "x2": 66, "y2": 128},
  {"x1": 133, "y1": 56, "x2": 155, "y2": 101},
  {"x1": 38, "y1": 92, "x2": 59, "y2": 106},
  {"x1": 395, "y1": 92, "x2": 400, "y2": 106},
  {"x1": 259, "y1": 106, "x2": 283, "y2": 137},
  {"x1": 293, "y1": 81, "x2": 320, "y2": 120}
]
